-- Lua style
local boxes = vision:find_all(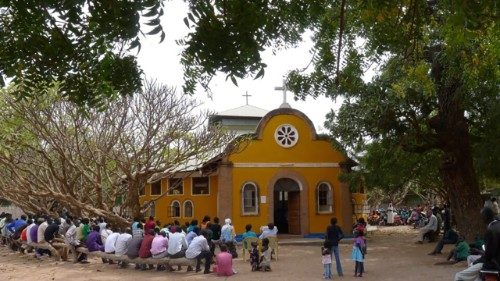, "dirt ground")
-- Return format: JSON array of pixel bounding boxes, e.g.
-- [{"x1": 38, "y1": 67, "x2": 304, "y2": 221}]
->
[{"x1": 0, "y1": 226, "x2": 466, "y2": 281}]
